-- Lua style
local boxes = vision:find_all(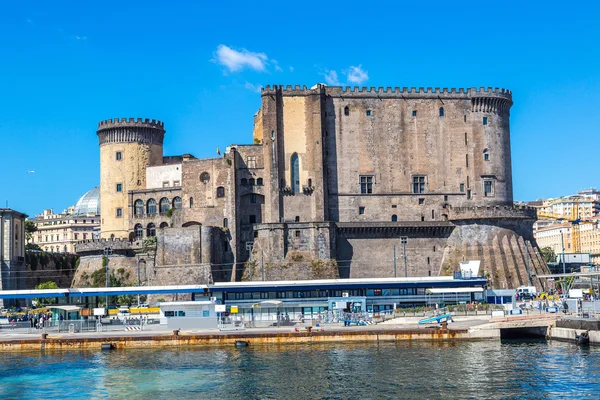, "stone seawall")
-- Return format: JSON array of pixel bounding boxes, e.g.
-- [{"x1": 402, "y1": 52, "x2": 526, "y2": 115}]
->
[{"x1": 0, "y1": 327, "x2": 497, "y2": 352}]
